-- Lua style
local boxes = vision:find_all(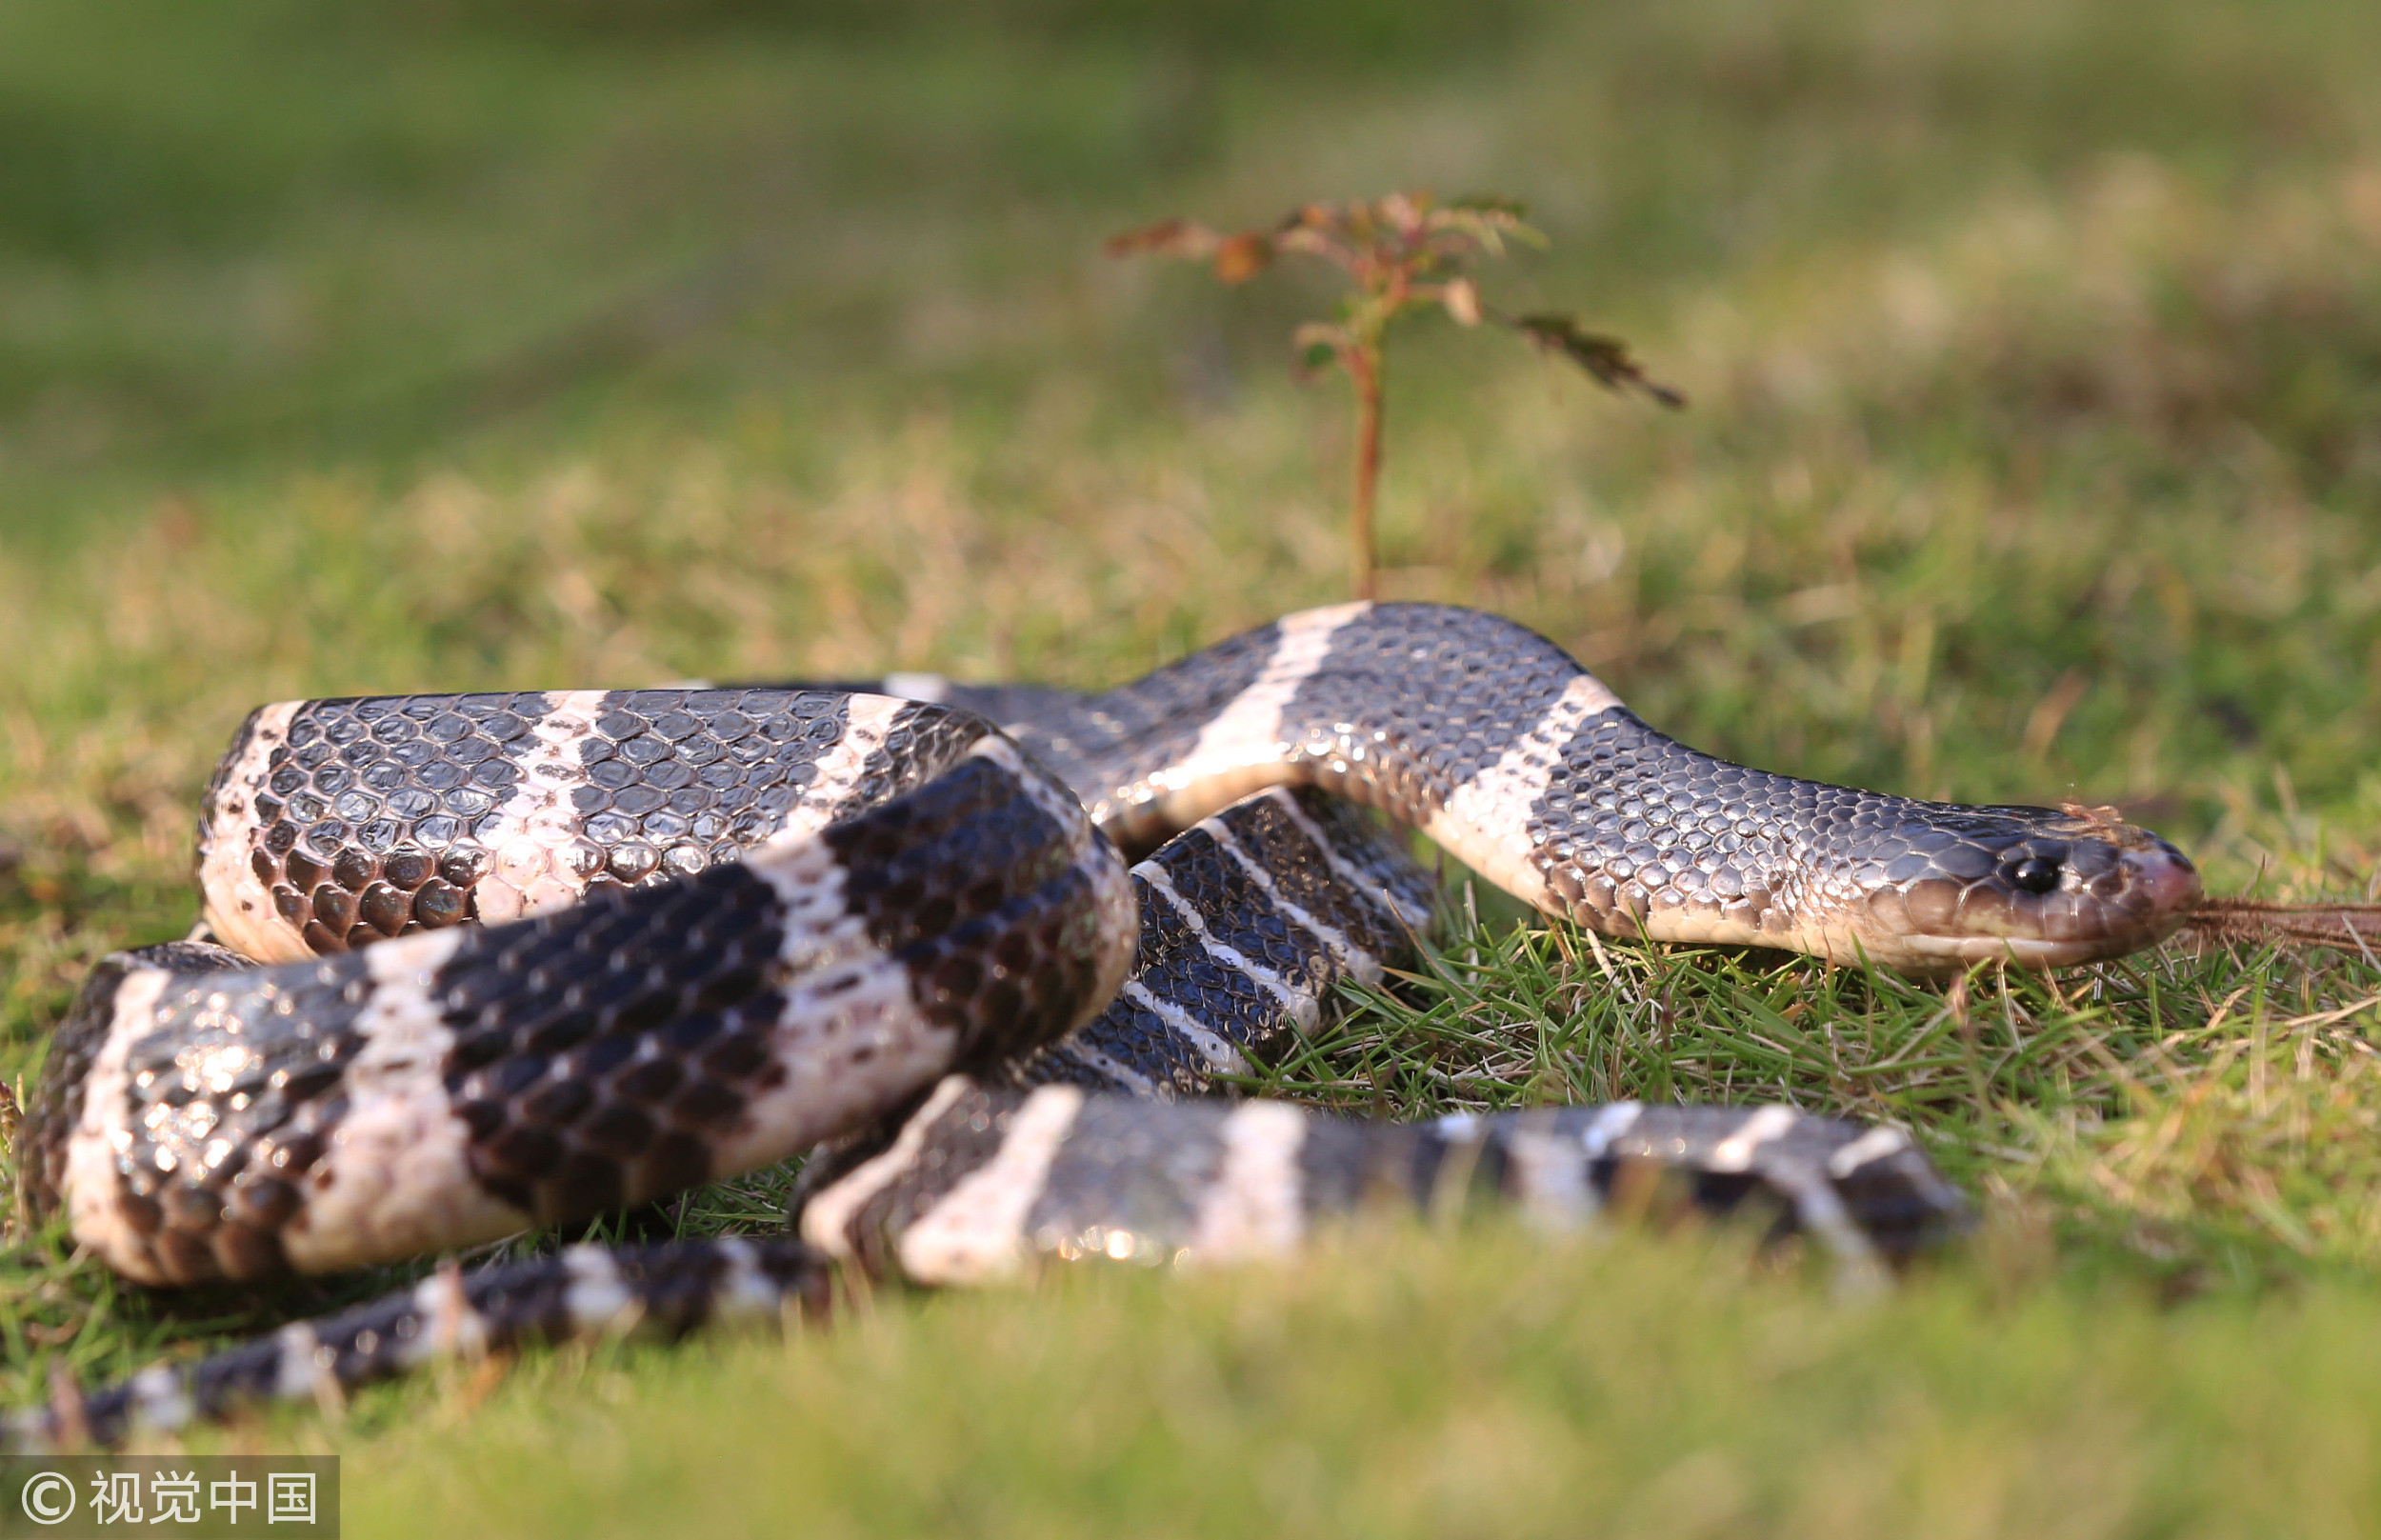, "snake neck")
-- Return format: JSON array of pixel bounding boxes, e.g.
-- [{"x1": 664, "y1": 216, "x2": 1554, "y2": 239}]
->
[{"x1": 1016, "y1": 602, "x2": 2199, "y2": 972}]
